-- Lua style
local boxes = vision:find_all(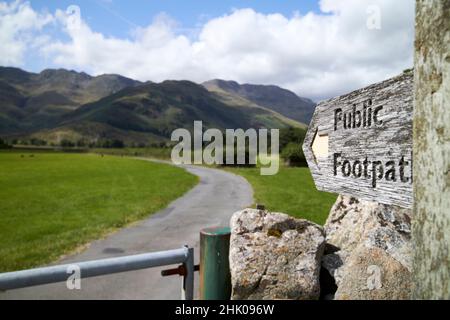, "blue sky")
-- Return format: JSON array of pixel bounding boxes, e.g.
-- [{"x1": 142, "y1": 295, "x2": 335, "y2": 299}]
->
[
  {"x1": 32, "y1": 0, "x2": 321, "y2": 39},
  {"x1": 0, "y1": 0, "x2": 415, "y2": 100}
]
